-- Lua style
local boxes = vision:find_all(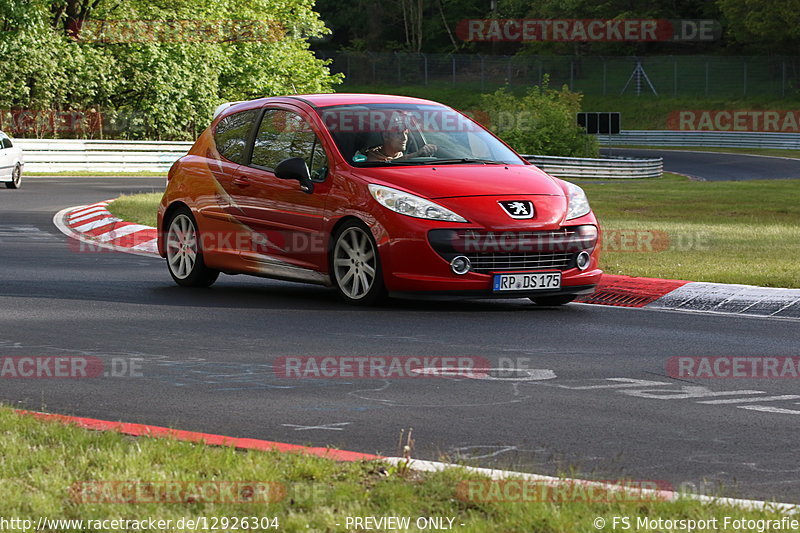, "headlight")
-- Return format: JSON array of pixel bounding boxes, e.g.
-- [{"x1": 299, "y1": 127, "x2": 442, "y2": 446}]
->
[
  {"x1": 368, "y1": 184, "x2": 468, "y2": 223},
  {"x1": 564, "y1": 181, "x2": 591, "y2": 220}
]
